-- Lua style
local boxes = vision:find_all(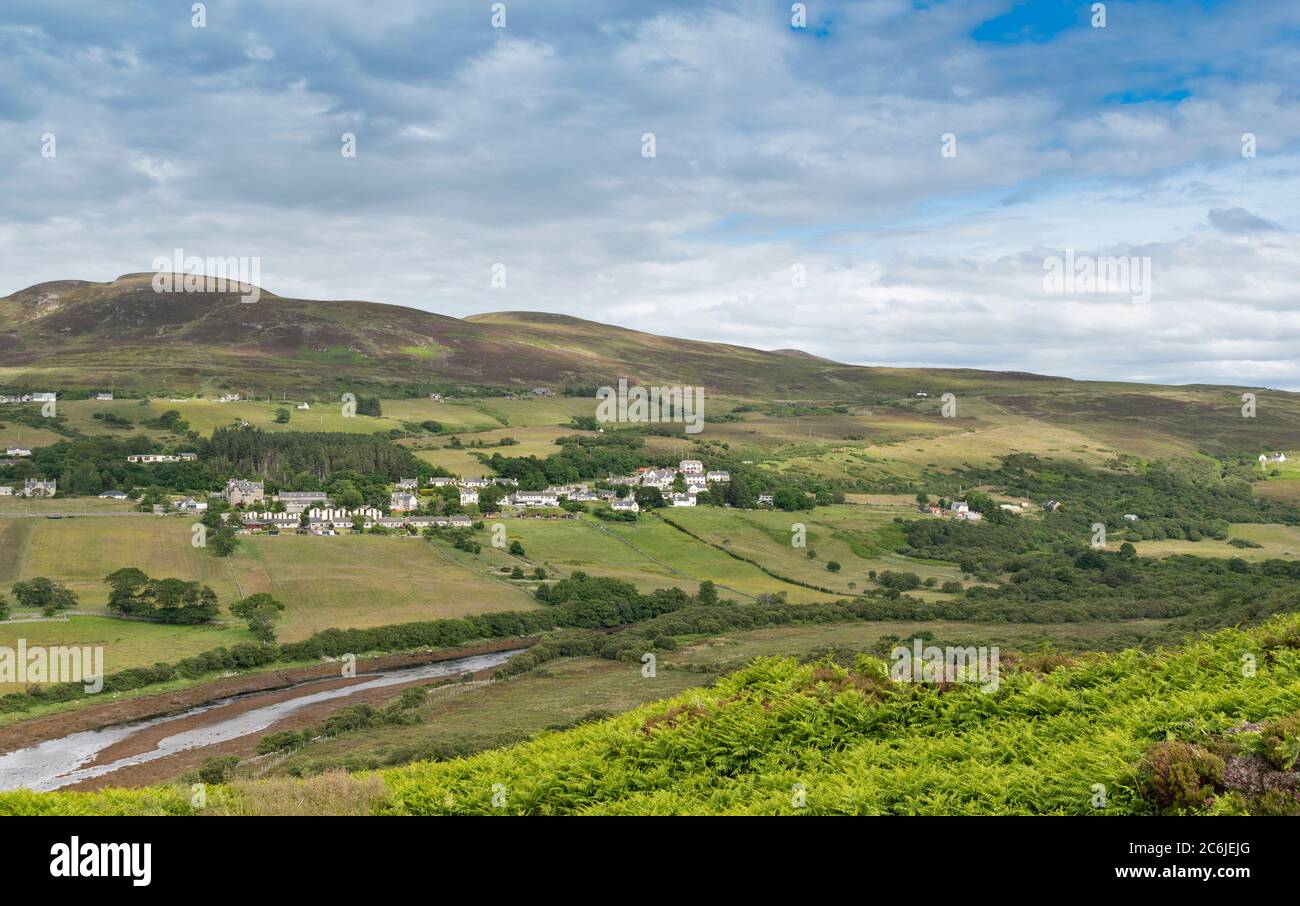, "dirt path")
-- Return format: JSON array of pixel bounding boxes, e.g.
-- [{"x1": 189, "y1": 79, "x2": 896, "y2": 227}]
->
[{"x1": 0, "y1": 638, "x2": 537, "y2": 756}]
